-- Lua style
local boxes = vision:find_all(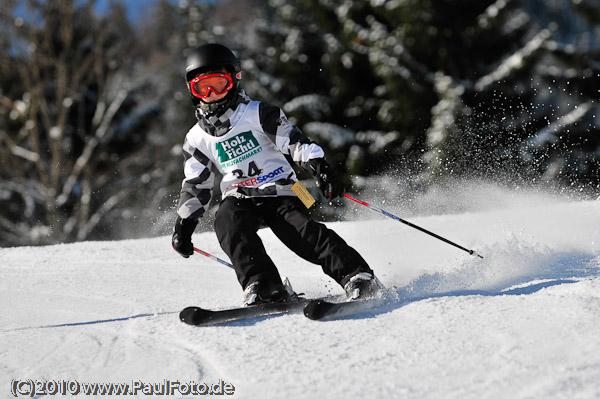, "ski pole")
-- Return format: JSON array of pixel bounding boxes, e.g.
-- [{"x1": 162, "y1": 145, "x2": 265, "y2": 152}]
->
[
  {"x1": 344, "y1": 193, "x2": 483, "y2": 259},
  {"x1": 193, "y1": 247, "x2": 234, "y2": 269}
]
